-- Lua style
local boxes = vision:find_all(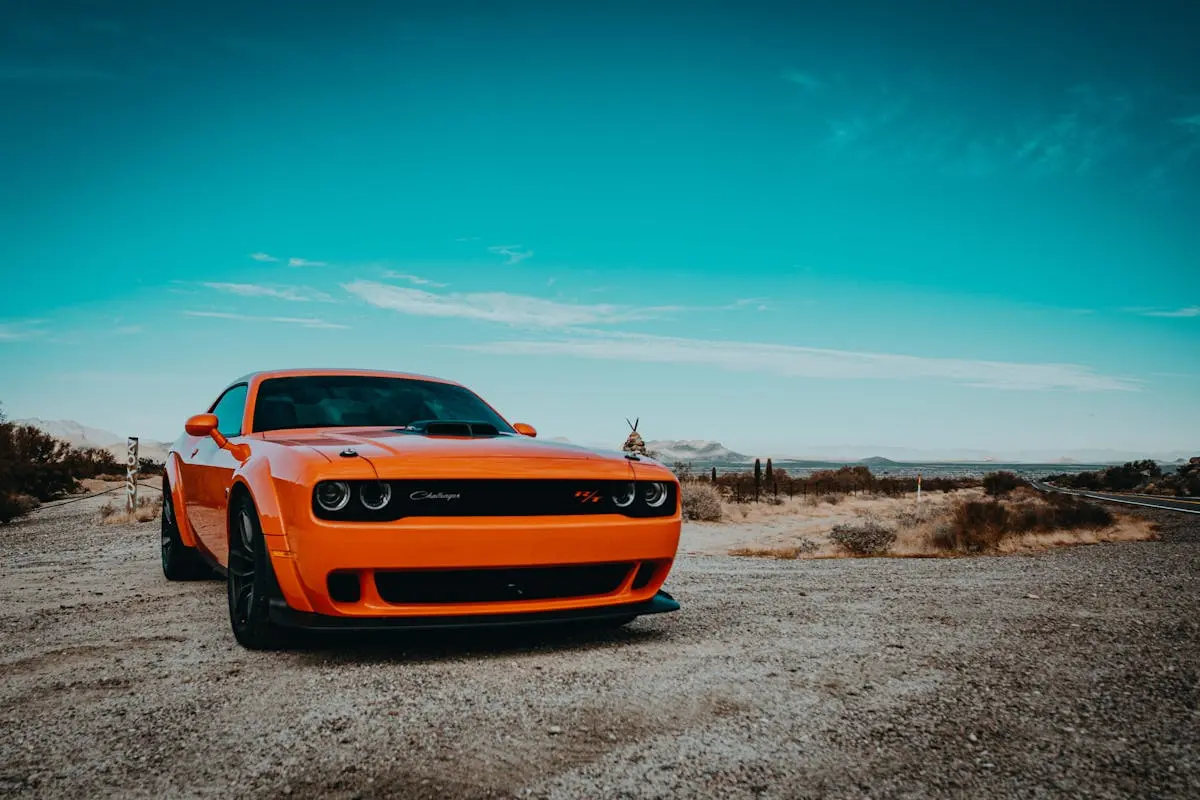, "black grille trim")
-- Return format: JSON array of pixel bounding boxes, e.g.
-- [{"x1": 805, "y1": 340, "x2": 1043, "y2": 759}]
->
[
  {"x1": 312, "y1": 479, "x2": 677, "y2": 521},
  {"x1": 374, "y1": 563, "x2": 634, "y2": 604}
]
